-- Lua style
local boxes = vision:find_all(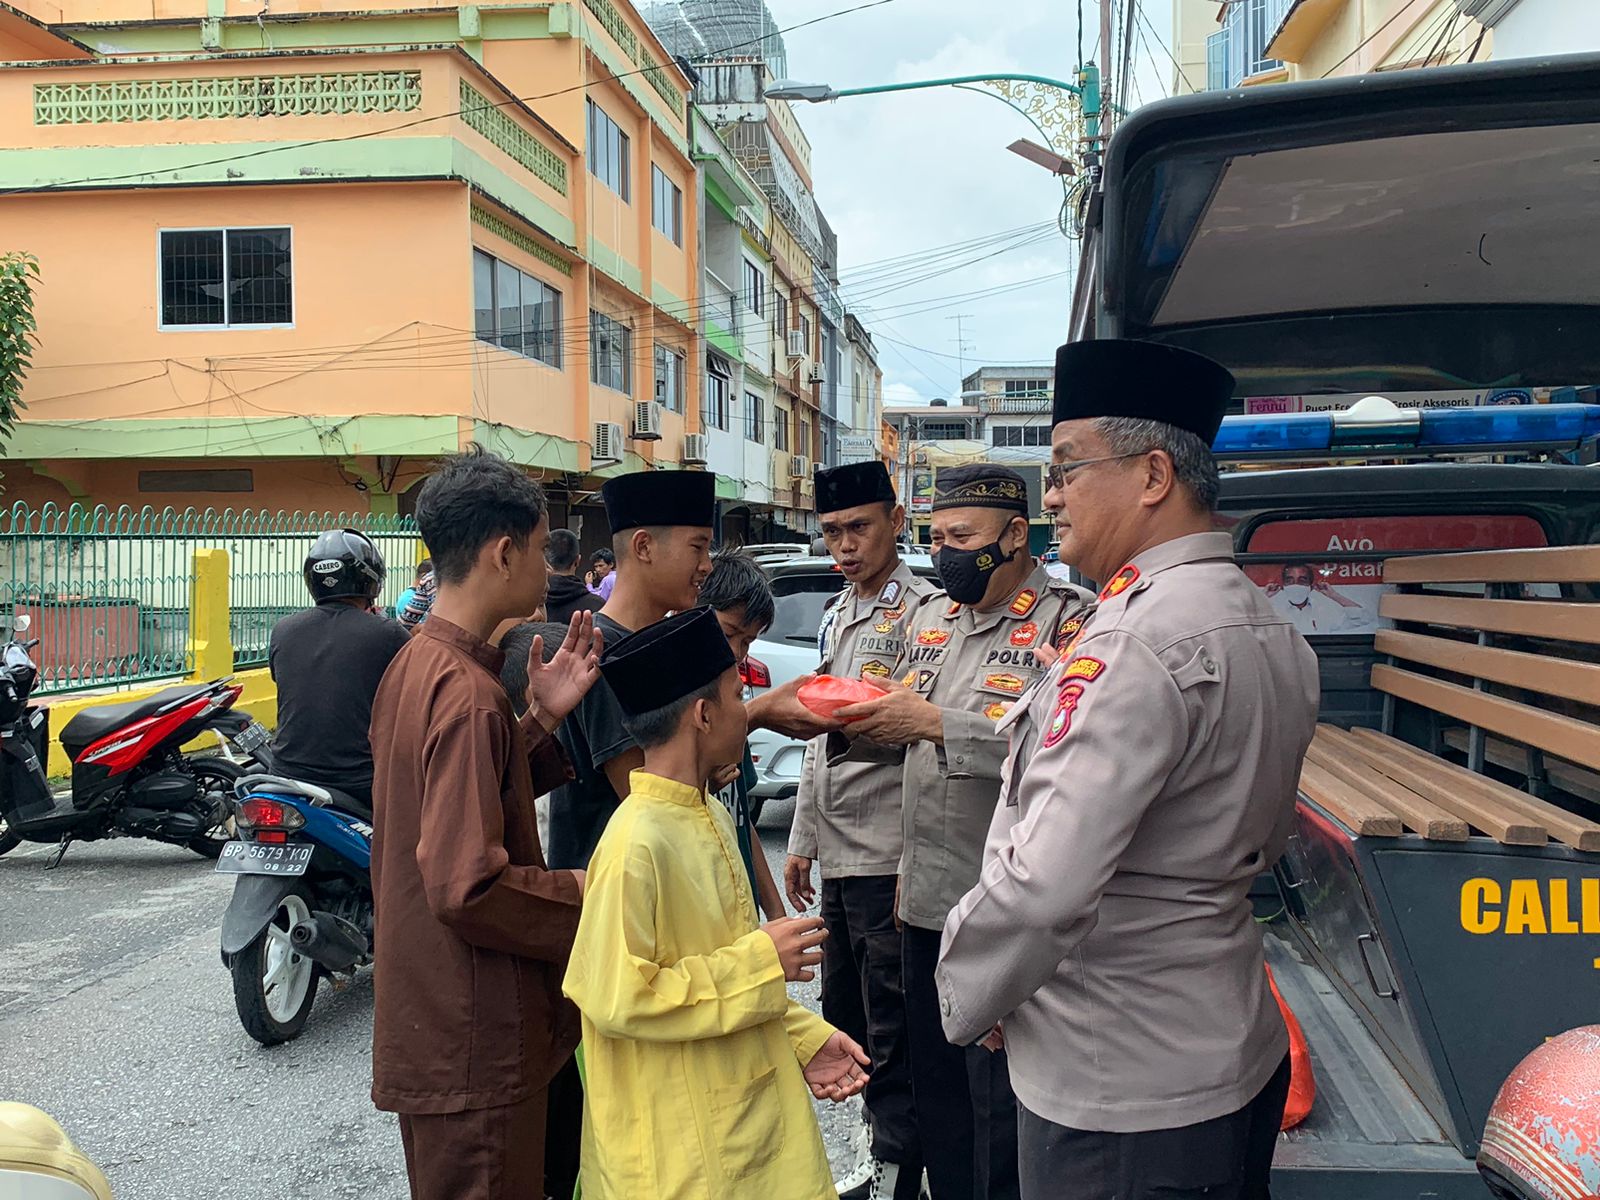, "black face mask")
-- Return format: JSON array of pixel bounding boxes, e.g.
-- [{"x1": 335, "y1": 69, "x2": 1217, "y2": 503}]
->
[{"x1": 936, "y1": 539, "x2": 1018, "y2": 605}]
